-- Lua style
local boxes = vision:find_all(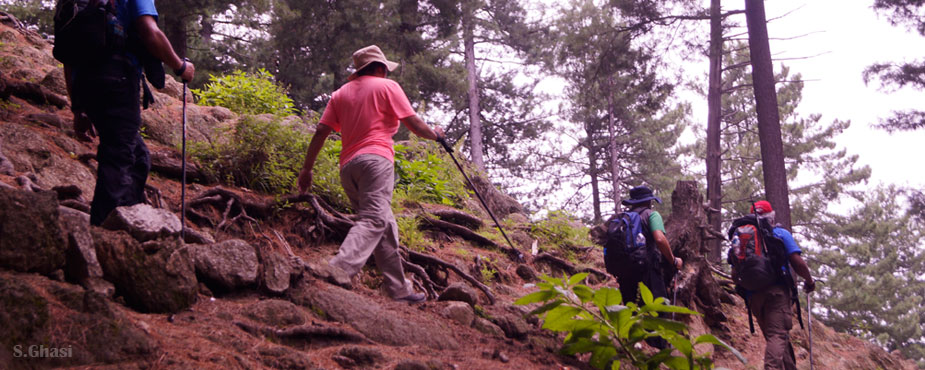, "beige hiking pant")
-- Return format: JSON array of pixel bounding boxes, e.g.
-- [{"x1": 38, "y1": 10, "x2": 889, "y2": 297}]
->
[
  {"x1": 751, "y1": 284, "x2": 798, "y2": 370},
  {"x1": 329, "y1": 154, "x2": 412, "y2": 299}
]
